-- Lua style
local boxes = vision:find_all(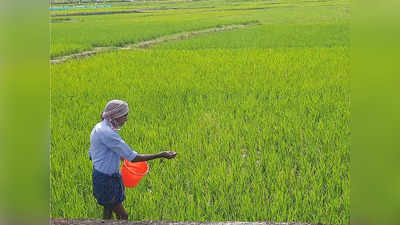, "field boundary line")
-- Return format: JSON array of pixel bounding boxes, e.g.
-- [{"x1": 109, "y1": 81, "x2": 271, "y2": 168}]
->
[
  {"x1": 51, "y1": 9, "x2": 145, "y2": 17},
  {"x1": 123, "y1": 22, "x2": 259, "y2": 49},
  {"x1": 51, "y1": 218, "x2": 322, "y2": 225},
  {"x1": 50, "y1": 22, "x2": 260, "y2": 64},
  {"x1": 51, "y1": 6, "x2": 216, "y2": 17}
]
